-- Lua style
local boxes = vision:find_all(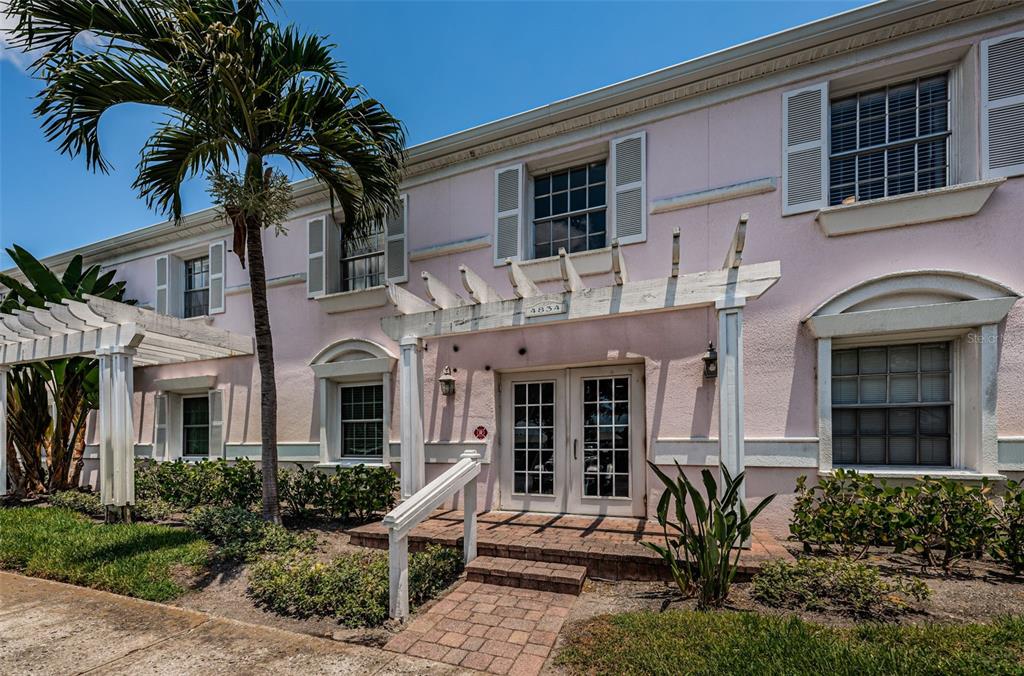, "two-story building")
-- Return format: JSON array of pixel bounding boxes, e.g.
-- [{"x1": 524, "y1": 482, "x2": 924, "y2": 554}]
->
[{"x1": 11, "y1": 0, "x2": 1024, "y2": 519}]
